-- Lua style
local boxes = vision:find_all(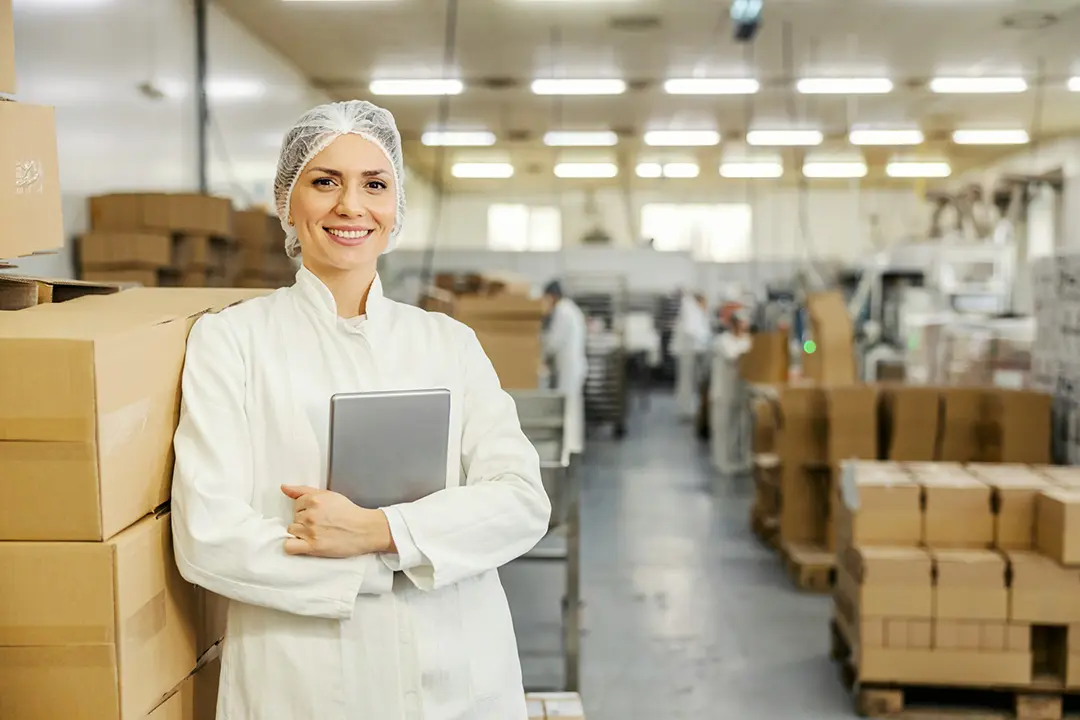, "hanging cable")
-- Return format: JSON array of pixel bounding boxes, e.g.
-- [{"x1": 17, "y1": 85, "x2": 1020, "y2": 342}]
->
[{"x1": 418, "y1": 0, "x2": 462, "y2": 290}]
